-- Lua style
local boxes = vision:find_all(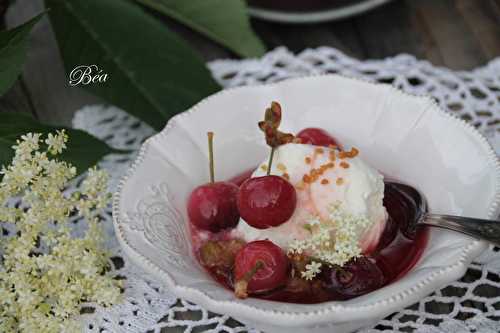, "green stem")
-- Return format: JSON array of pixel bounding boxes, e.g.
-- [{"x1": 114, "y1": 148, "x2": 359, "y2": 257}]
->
[
  {"x1": 234, "y1": 260, "x2": 265, "y2": 298},
  {"x1": 243, "y1": 260, "x2": 264, "y2": 281},
  {"x1": 267, "y1": 147, "x2": 275, "y2": 176},
  {"x1": 207, "y1": 132, "x2": 215, "y2": 183}
]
